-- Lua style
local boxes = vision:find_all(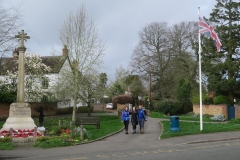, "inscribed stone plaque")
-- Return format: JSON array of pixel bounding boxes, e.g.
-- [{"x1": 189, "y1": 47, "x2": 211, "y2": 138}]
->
[{"x1": 9, "y1": 103, "x2": 31, "y2": 117}]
